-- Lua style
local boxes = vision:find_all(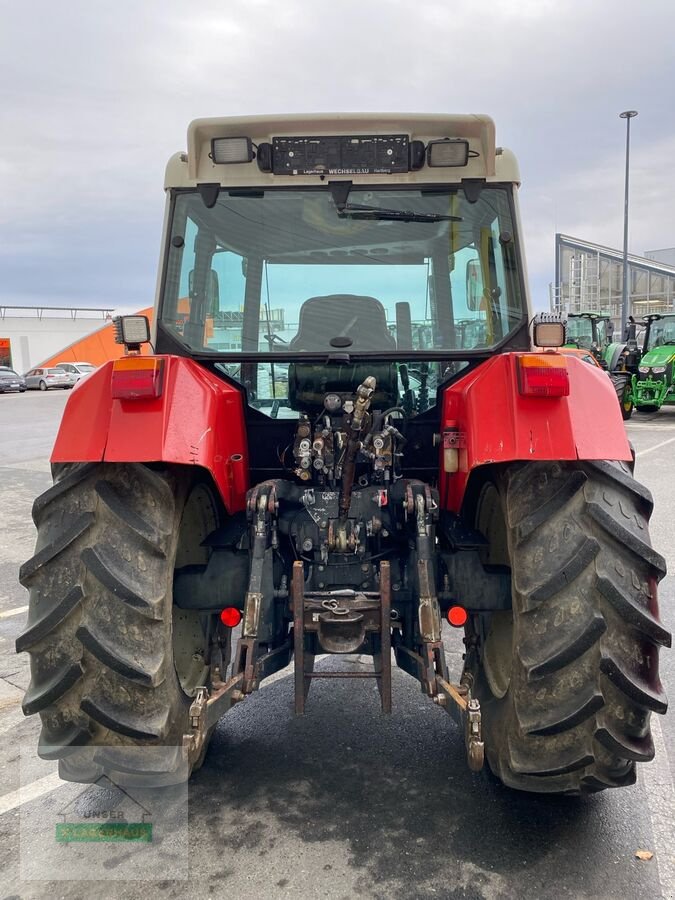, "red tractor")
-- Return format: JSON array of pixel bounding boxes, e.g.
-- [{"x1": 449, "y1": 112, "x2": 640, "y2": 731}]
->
[{"x1": 18, "y1": 115, "x2": 670, "y2": 794}]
